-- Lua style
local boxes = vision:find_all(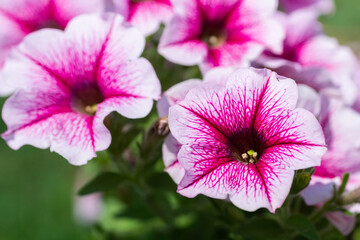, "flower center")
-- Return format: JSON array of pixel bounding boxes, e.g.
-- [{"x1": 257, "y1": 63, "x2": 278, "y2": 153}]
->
[
  {"x1": 71, "y1": 83, "x2": 104, "y2": 115},
  {"x1": 201, "y1": 21, "x2": 227, "y2": 48},
  {"x1": 229, "y1": 129, "x2": 265, "y2": 164}
]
